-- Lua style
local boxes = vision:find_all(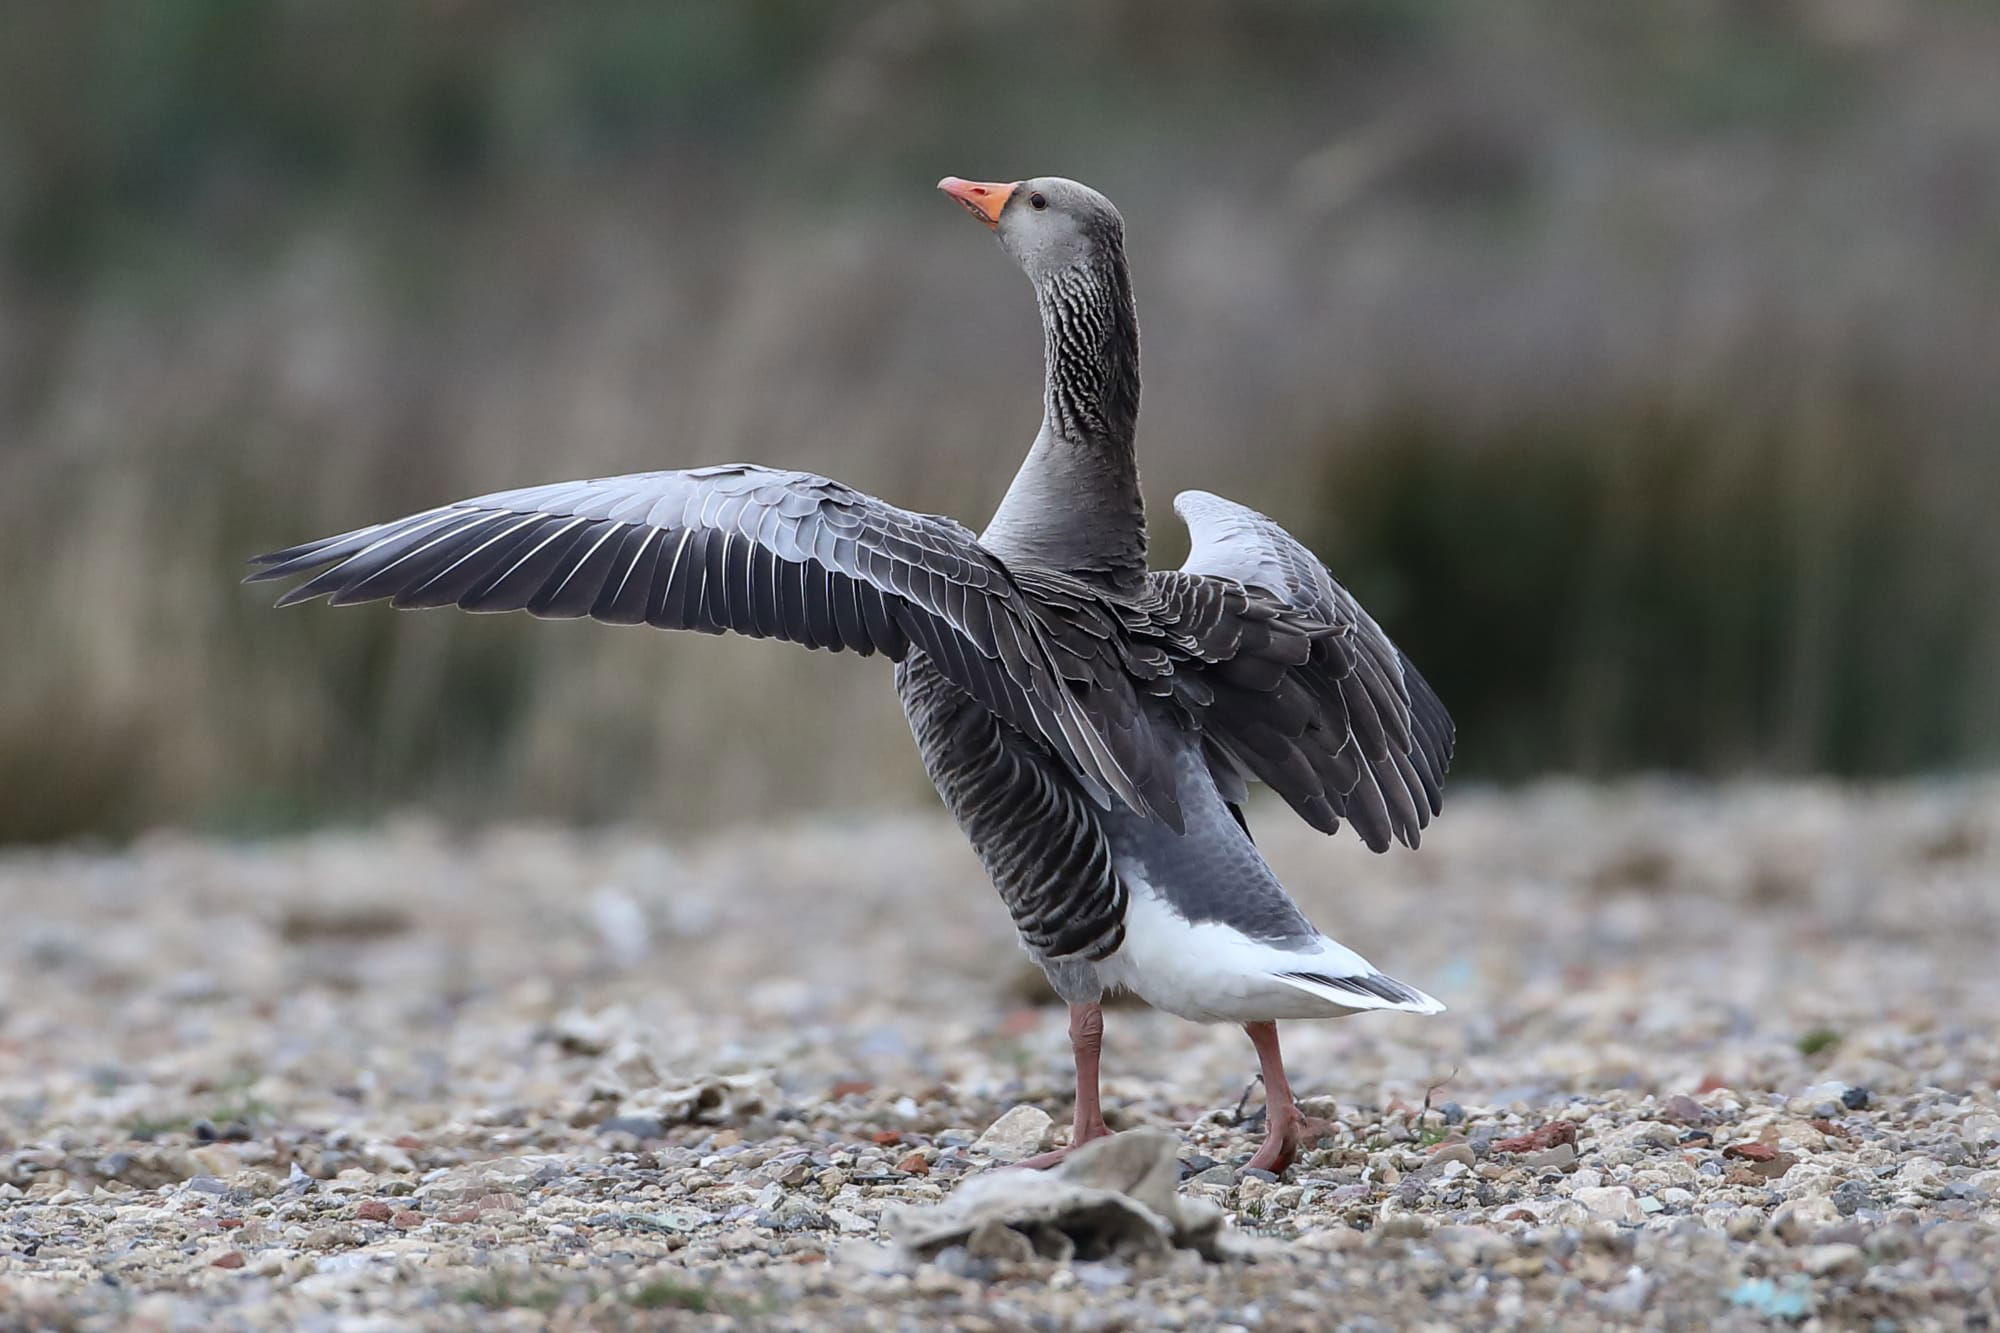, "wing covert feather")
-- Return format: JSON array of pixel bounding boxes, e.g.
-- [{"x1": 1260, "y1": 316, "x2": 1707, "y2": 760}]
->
[{"x1": 249, "y1": 465, "x2": 1182, "y2": 827}]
